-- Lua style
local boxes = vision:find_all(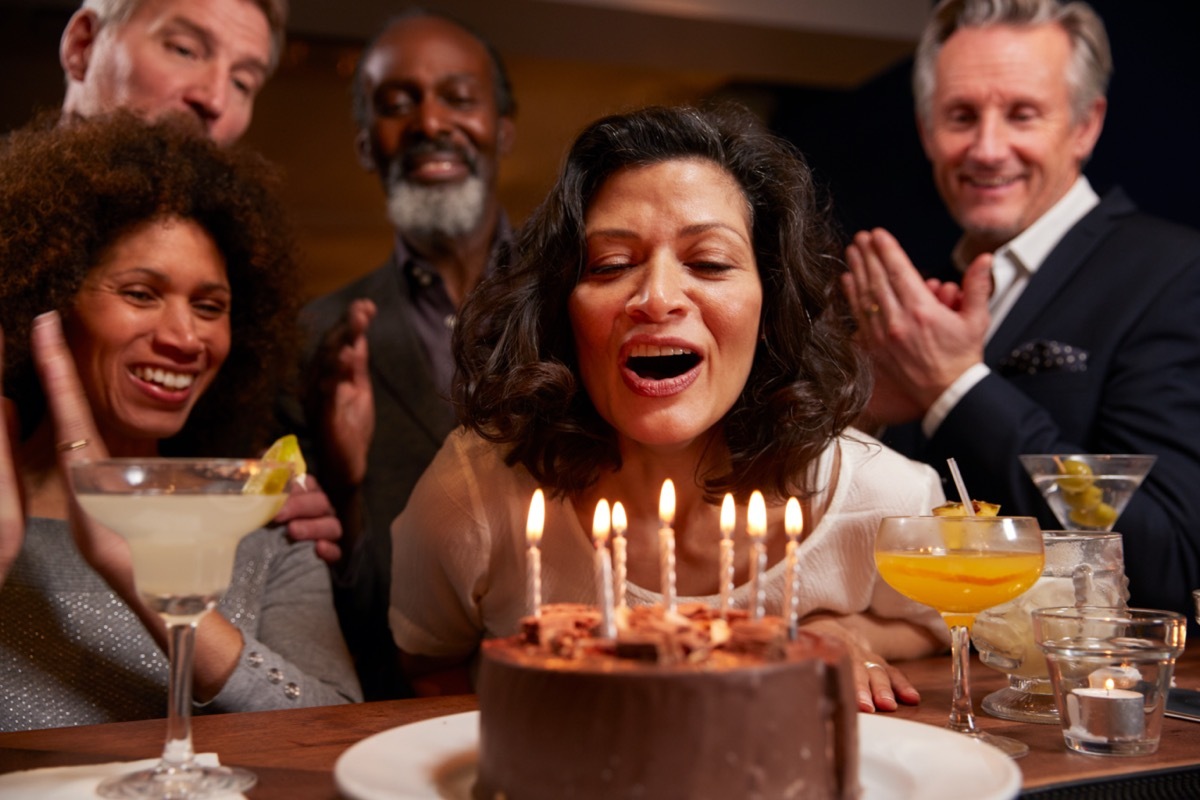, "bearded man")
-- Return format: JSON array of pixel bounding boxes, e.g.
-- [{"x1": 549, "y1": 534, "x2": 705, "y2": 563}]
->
[{"x1": 289, "y1": 9, "x2": 515, "y2": 699}]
